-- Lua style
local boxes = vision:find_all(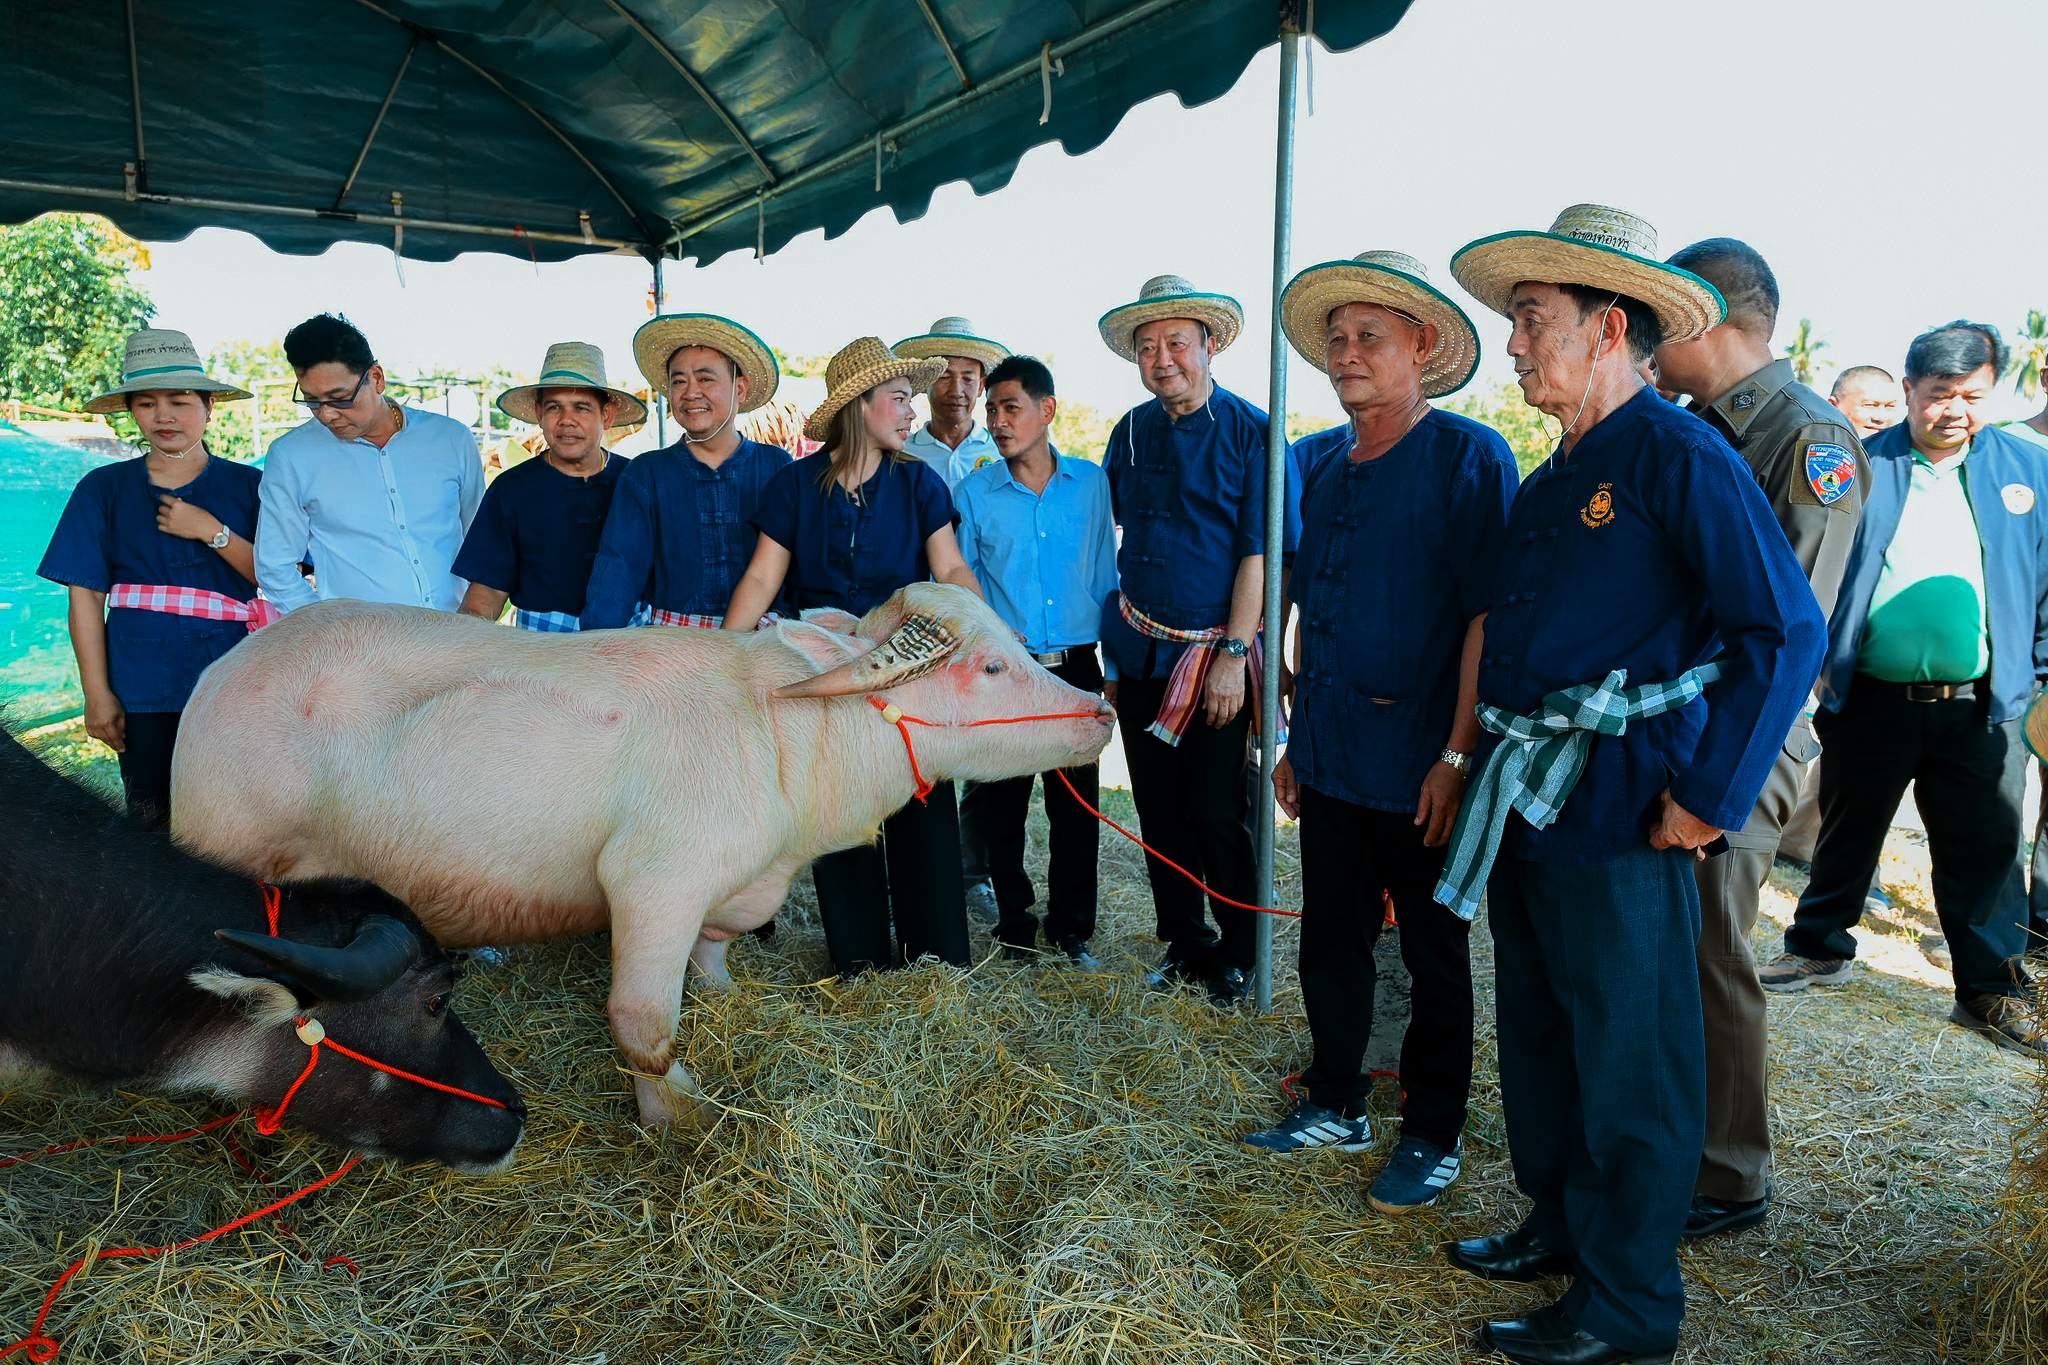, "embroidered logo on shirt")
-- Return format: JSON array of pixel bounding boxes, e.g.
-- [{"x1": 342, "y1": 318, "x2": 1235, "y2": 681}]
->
[
  {"x1": 2004, "y1": 483, "x2": 2037, "y2": 515},
  {"x1": 1580, "y1": 483, "x2": 1616, "y2": 528},
  {"x1": 1730, "y1": 389, "x2": 1758, "y2": 412},
  {"x1": 973, "y1": 455, "x2": 997, "y2": 471},
  {"x1": 1803, "y1": 443, "x2": 1856, "y2": 506}
]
